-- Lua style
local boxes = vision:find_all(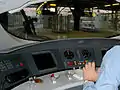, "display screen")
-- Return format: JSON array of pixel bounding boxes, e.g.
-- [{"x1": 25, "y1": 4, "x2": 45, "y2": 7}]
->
[{"x1": 32, "y1": 53, "x2": 56, "y2": 70}]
